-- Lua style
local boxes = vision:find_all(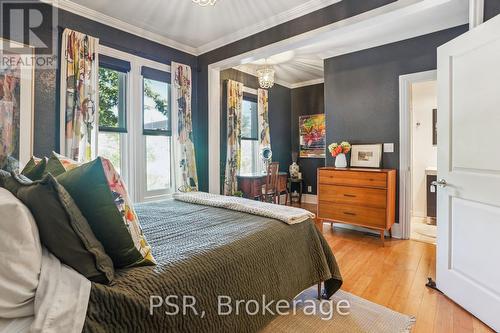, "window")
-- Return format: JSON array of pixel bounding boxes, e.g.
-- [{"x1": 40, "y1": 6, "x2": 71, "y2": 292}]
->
[
  {"x1": 240, "y1": 95, "x2": 259, "y2": 174},
  {"x1": 98, "y1": 59, "x2": 128, "y2": 175},
  {"x1": 142, "y1": 67, "x2": 172, "y2": 194},
  {"x1": 96, "y1": 47, "x2": 174, "y2": 202}
]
